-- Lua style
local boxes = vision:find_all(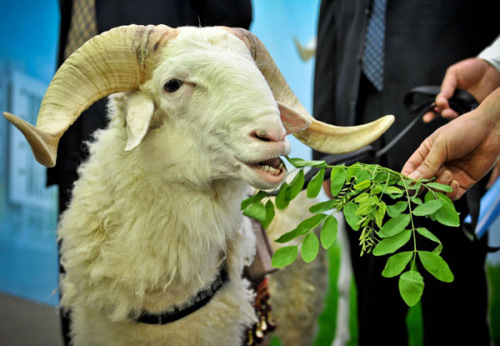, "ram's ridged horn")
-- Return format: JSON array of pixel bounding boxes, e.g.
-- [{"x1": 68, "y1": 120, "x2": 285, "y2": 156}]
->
[
  {"x1": 3, "y1": 24, "x2": 178, "y2": 167},
  {"x1": 221, "y1": 27, "x2": 394, "y2": 154}
]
